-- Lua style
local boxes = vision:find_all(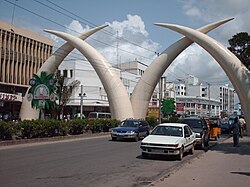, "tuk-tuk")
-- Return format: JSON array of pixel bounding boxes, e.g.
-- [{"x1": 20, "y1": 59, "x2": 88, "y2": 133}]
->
[{"x1": 209, "y1": 117, "x2": 221, "y2": 140}]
